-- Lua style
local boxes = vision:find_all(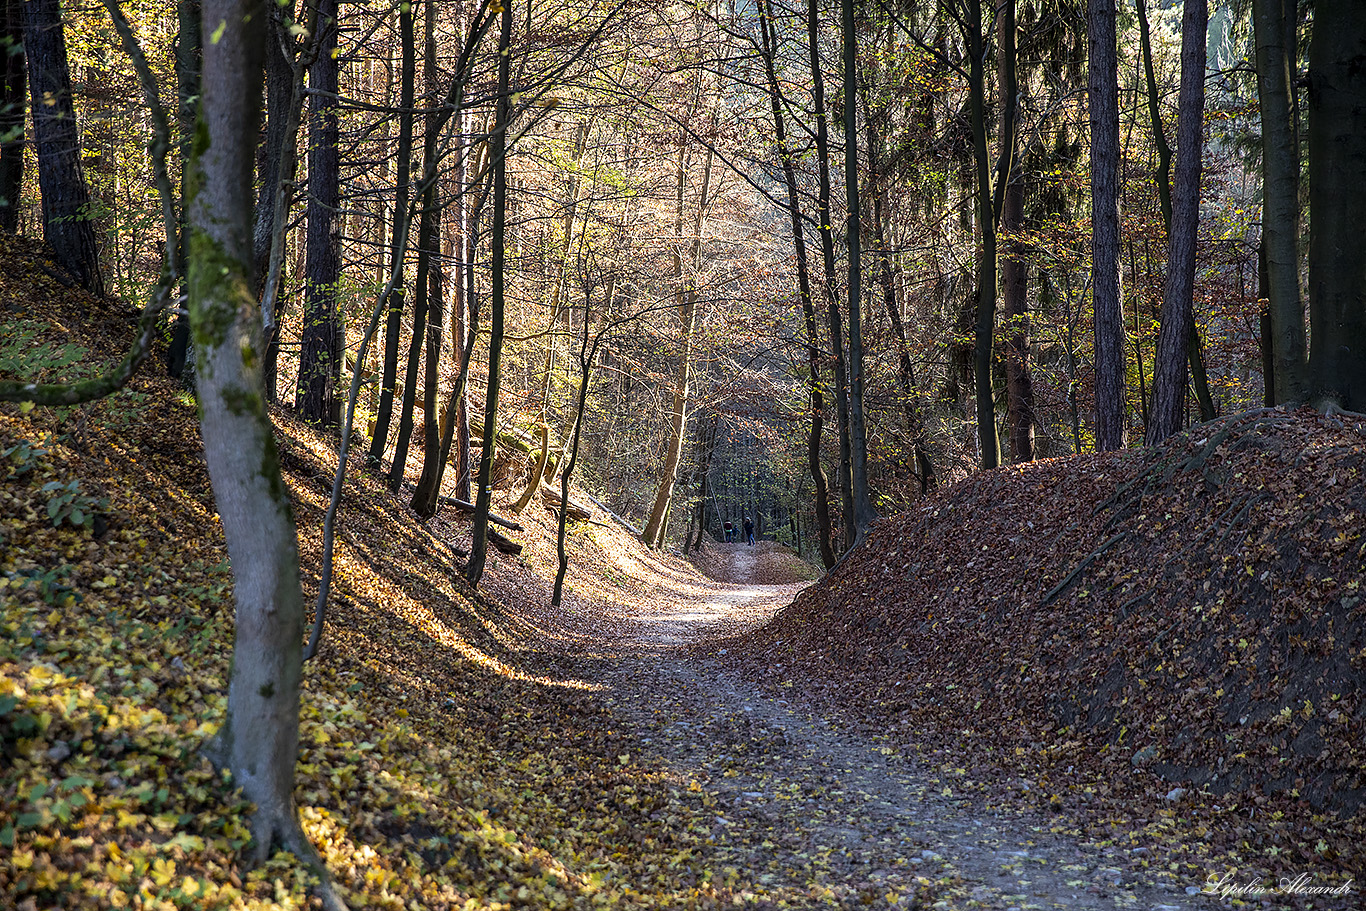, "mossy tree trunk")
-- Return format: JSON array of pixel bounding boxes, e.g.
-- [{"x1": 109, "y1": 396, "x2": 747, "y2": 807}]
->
[{"x1": 188, "y1": 0, "x2": 308, "y2": 862}]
